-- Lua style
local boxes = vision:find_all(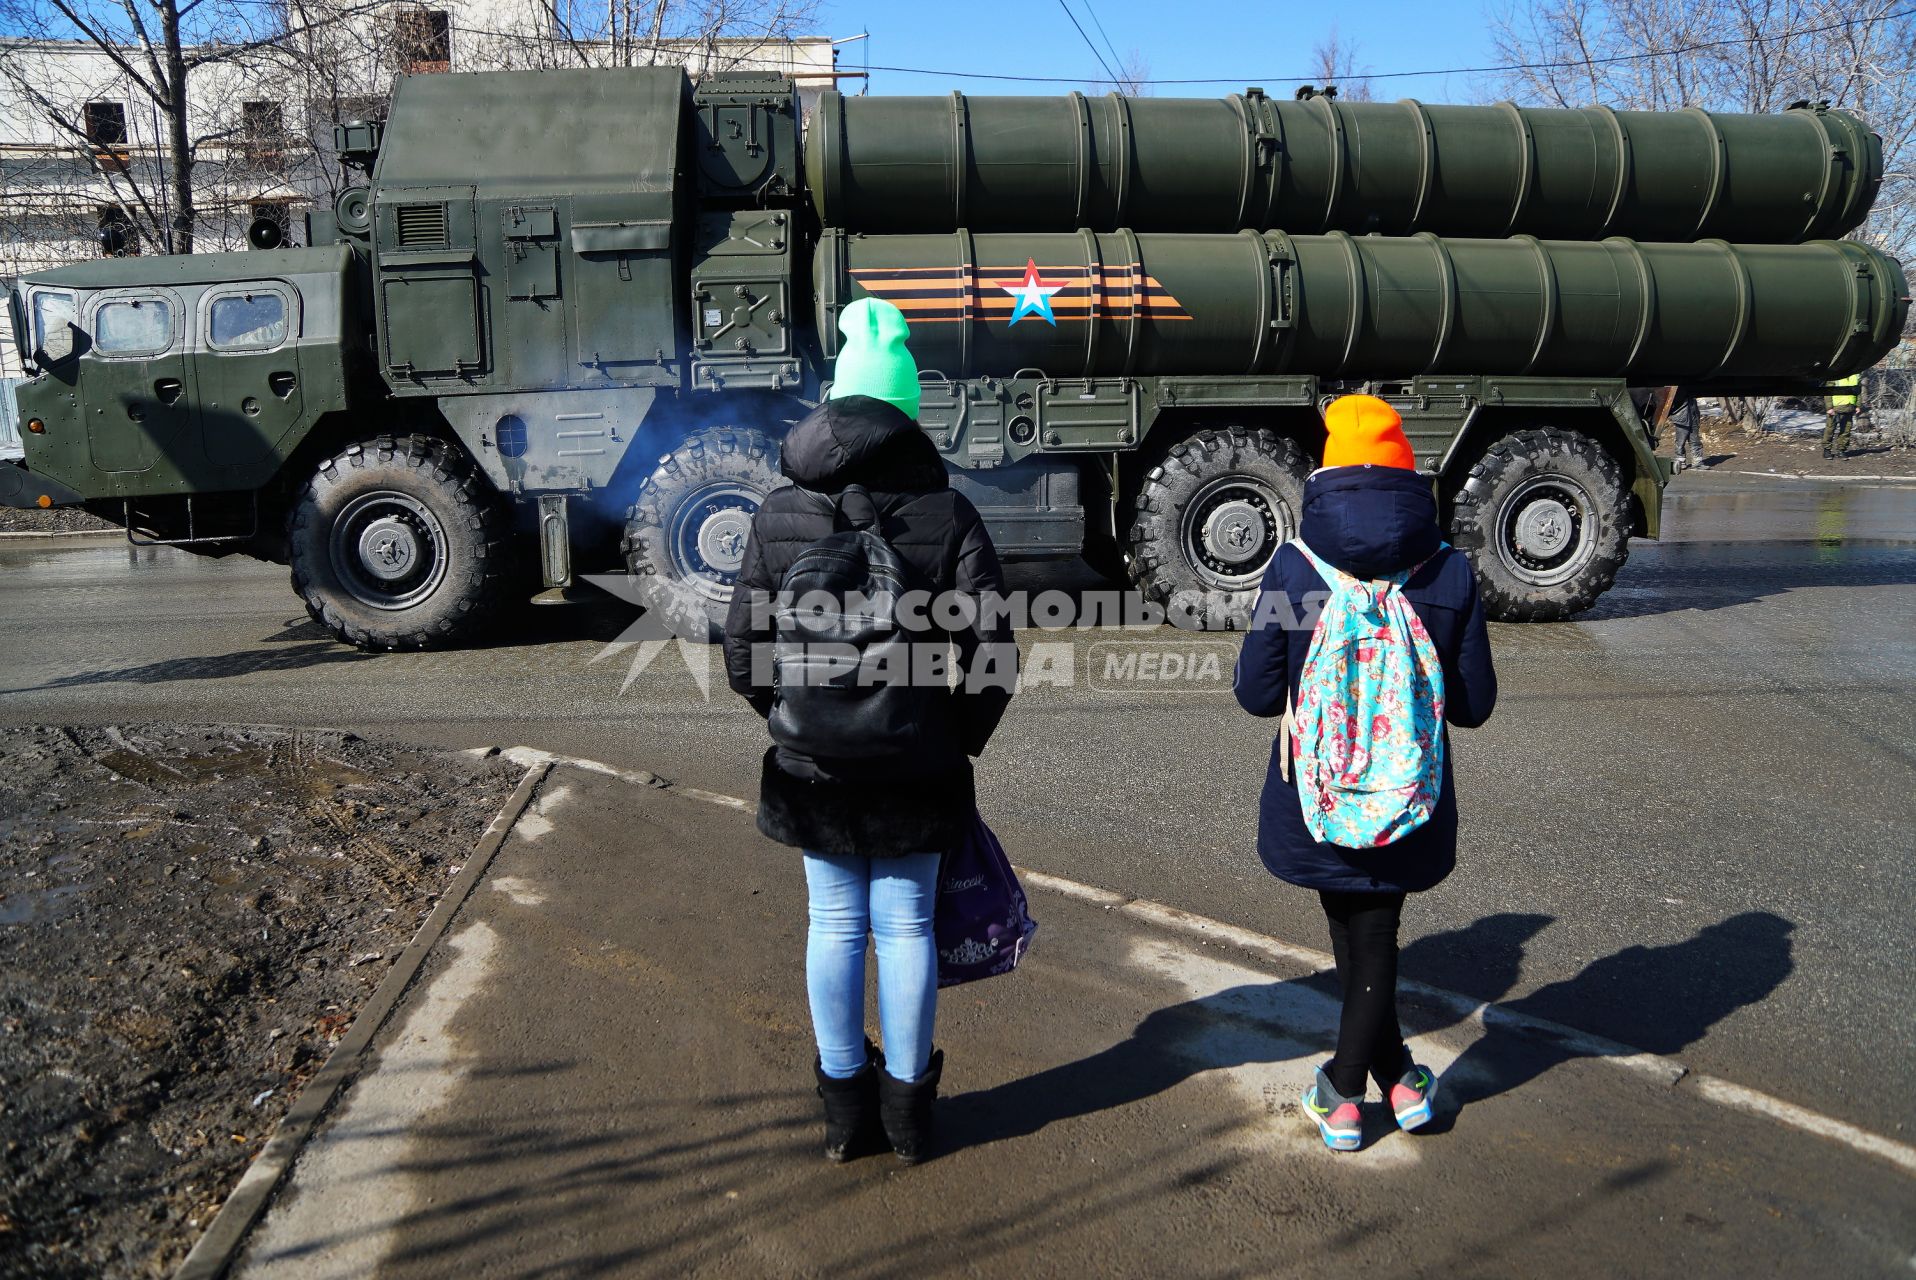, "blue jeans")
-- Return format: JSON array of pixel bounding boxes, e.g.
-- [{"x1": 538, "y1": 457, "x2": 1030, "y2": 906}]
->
[{"x1": 803, "y1": 850, "x2": 941, "y2": 1082}]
